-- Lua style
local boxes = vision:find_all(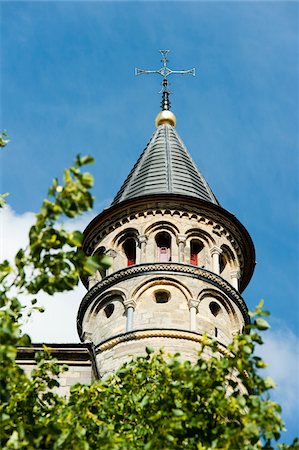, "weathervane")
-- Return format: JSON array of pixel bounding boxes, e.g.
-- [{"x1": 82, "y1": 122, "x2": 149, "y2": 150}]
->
[{"x1": 135, "y1": 50, "x2": 195, "y2": 111}]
